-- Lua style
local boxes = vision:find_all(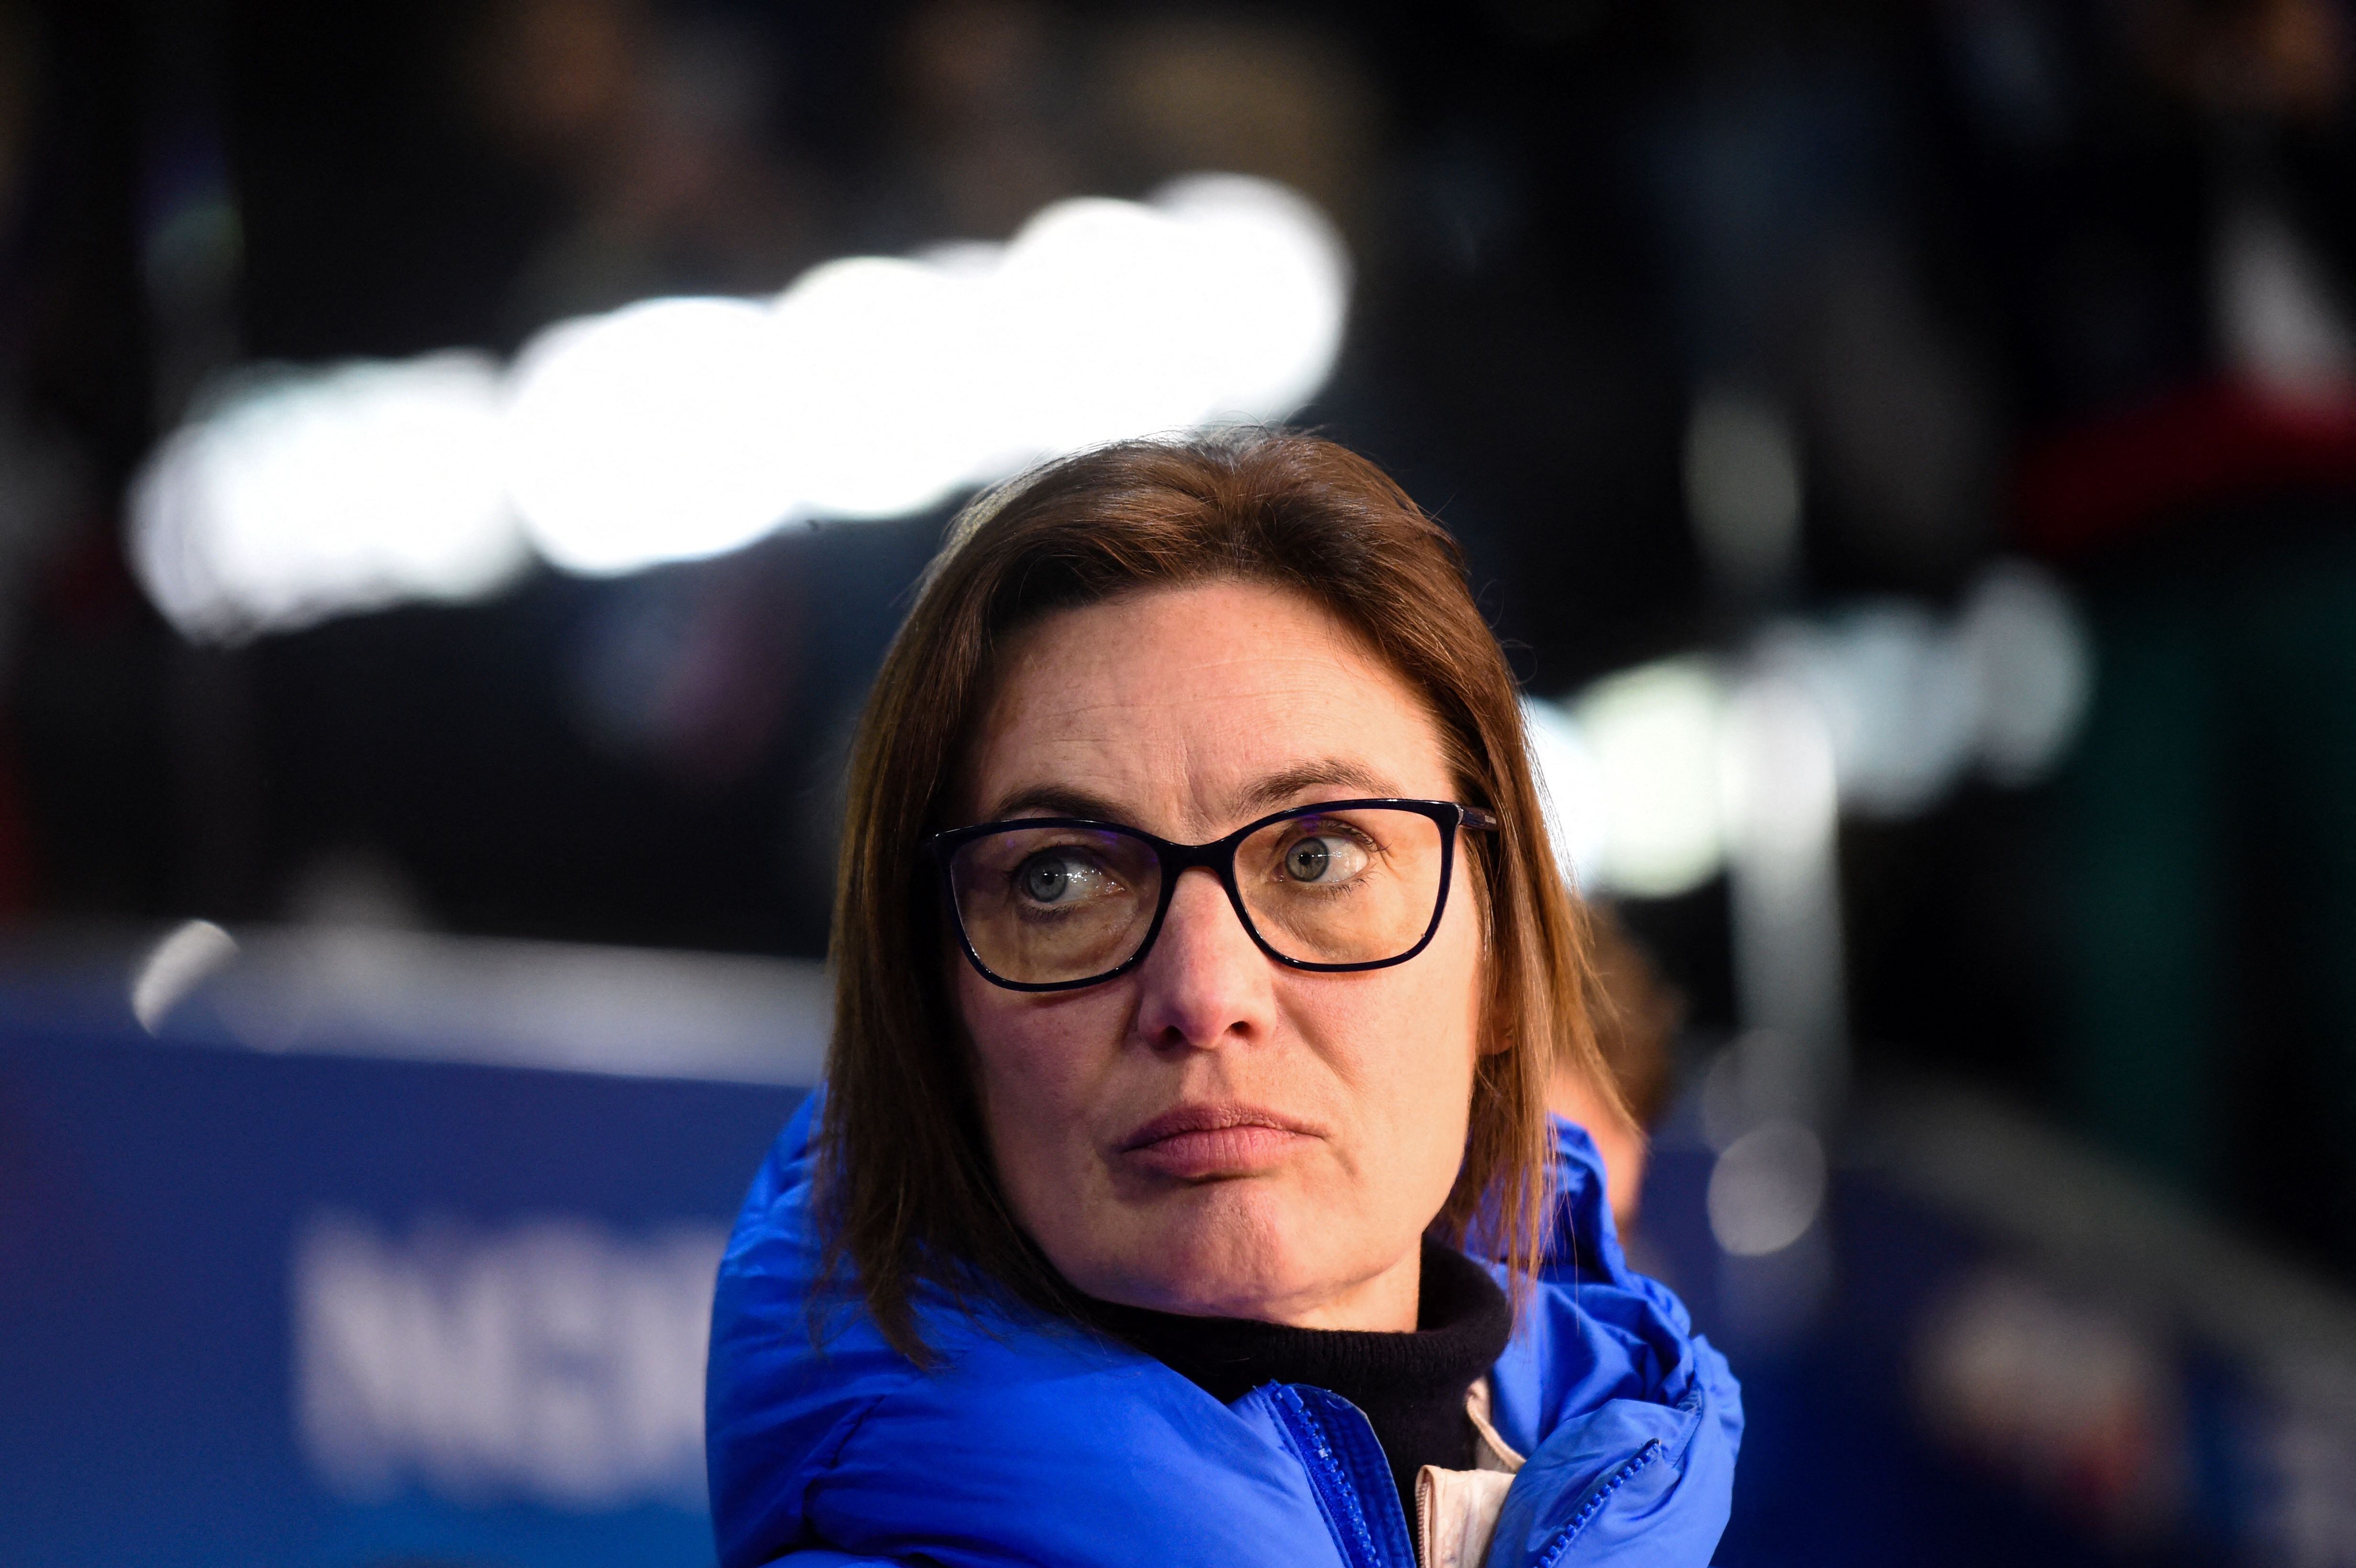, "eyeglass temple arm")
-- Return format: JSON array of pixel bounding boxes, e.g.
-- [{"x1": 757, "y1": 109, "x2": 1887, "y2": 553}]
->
[{"x1": 1462, "y1": 807, "x2": 1501, "y2": 831}]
